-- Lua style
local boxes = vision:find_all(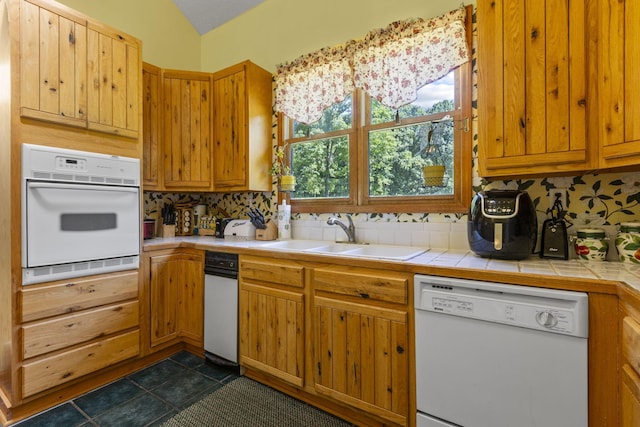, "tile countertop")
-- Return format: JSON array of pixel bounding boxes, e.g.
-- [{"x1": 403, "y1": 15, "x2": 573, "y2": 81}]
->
[{"x1": 143, "y1": 236, "x2": 640, "y2": 294}]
